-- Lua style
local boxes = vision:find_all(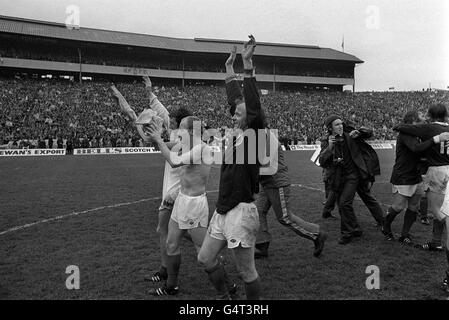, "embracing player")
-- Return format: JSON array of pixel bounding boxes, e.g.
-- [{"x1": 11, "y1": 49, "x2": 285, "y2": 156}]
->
[{"x1": 394, "y1": 103, "x2": 449, "y2": 293}]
